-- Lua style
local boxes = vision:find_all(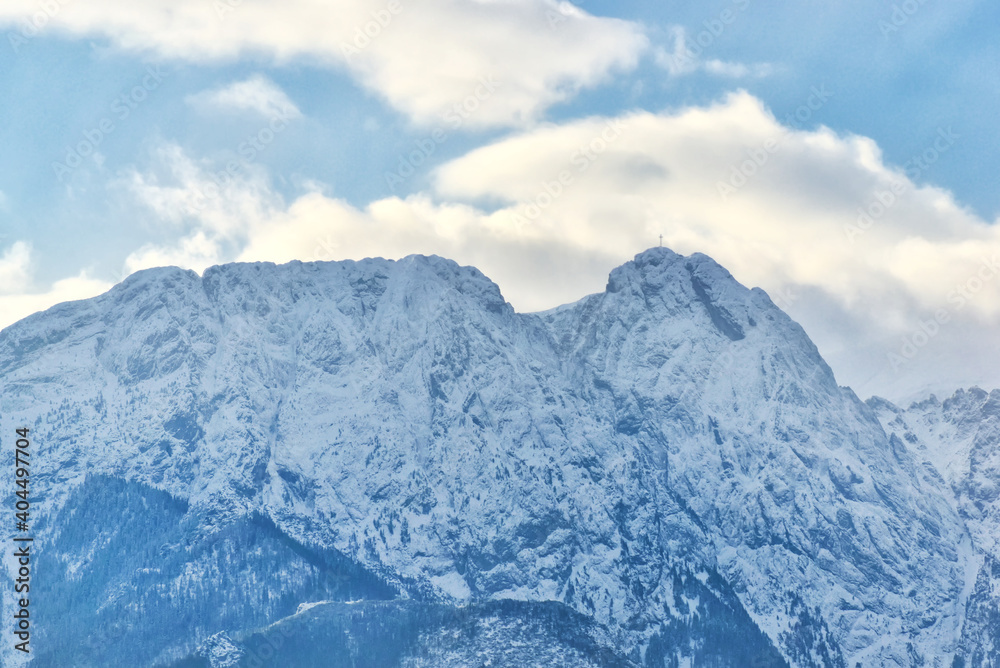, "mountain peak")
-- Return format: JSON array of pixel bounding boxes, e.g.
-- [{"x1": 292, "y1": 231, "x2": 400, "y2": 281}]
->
[
  {"x1": 631, "y1": 245, "x2": 683, "y2": 266},
  {"x1": 601, "y1": 246, "x2": 761, "y2": 344},
  {"x1": 0, "y1": 248, "x2": 981, "y2": 666},
  {"x1": 607, "y1": 246, "x2": 739, "y2": 296},
  {"x1": 606, "y1": 246, "x2": 680, "y2": 293}
]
